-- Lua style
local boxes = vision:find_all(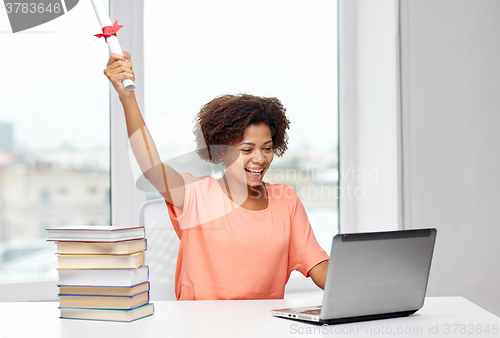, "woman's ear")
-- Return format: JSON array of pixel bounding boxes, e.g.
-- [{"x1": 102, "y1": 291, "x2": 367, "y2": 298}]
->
[{"x1": 211, "y1": 145, "x2": 239, "y2": 165}]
